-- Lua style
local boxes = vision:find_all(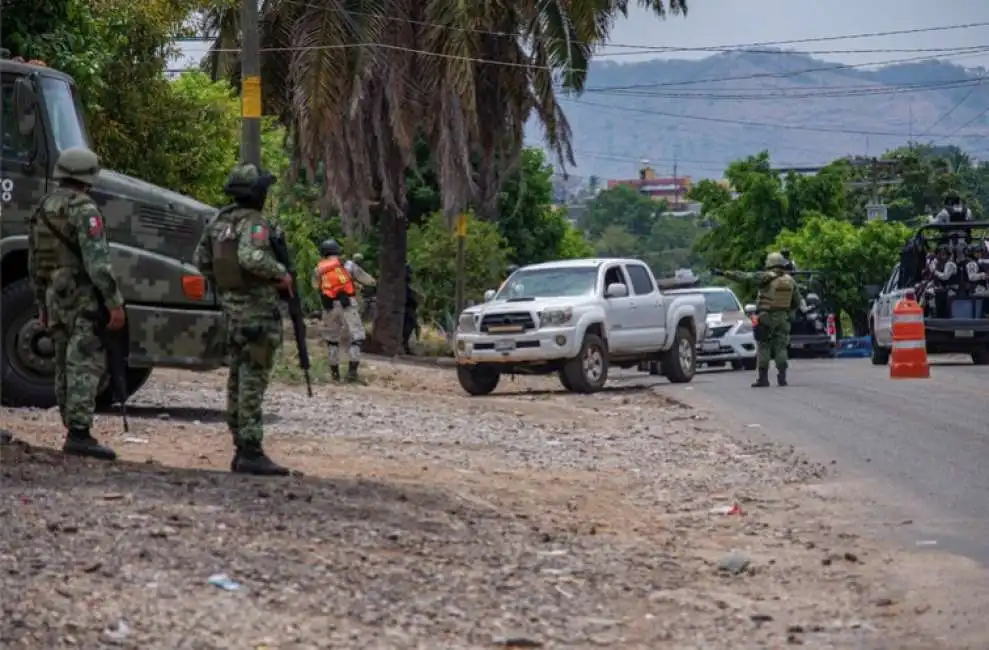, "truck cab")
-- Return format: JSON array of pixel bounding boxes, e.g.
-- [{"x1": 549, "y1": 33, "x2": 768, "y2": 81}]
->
[{"x1": 1, "y1": 57, "x2": 226, "y2": 407}]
